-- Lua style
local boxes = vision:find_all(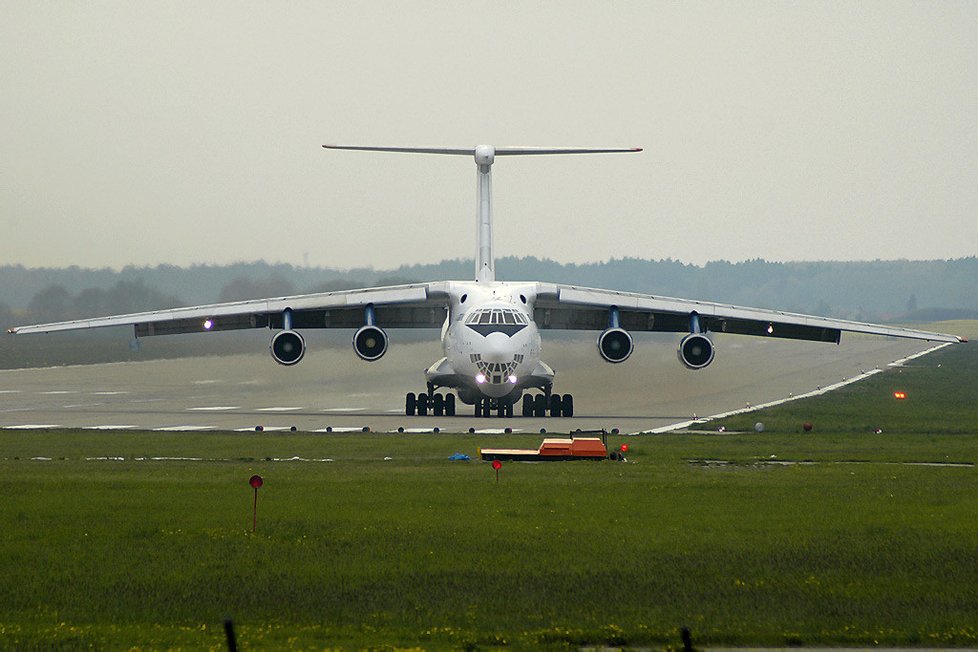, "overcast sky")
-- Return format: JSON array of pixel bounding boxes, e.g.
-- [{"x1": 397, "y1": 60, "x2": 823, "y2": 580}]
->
[{"x1": 2, "y1": 2, "x2": 976, "y2": 273}]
